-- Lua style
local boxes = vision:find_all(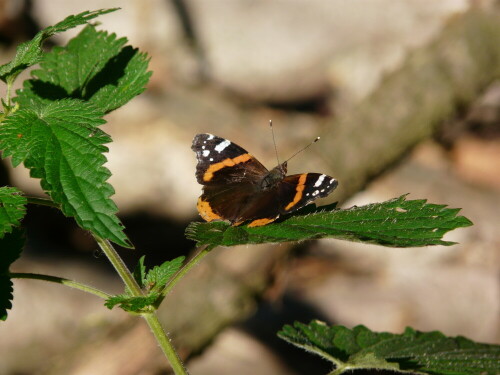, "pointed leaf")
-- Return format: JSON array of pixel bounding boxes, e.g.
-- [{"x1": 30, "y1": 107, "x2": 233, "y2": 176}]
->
[
  {"x1": 0, "y1": 187, "x2": 27, "y2": 238},
  {"x1": 186, "y1": 195, "x2": 473, "y2": 248},
  {"x1": 133, "y1": 256, "x2": 147, "y2": 288},
  {"x1": 0, "y1": 228, "x2": 25, "y2": 320},
  {"x1": 105, "y1": 293, "x2": 158, "y2": 312},
  {"x1": 278, "y1": 321, "x2": 500, "y2": 375},
  {"x1": 0, "y1": 99, "x2": 130, "y2": 247},
  {"x1": 145, "y1": 256, "x2": 185, "y2": 292},
  {"x1": 0, "y1": 9, "x2": 118, "y2": 83},
  {"x1": 15, "y1": 26, "x2": 151, "y2": 114}
]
